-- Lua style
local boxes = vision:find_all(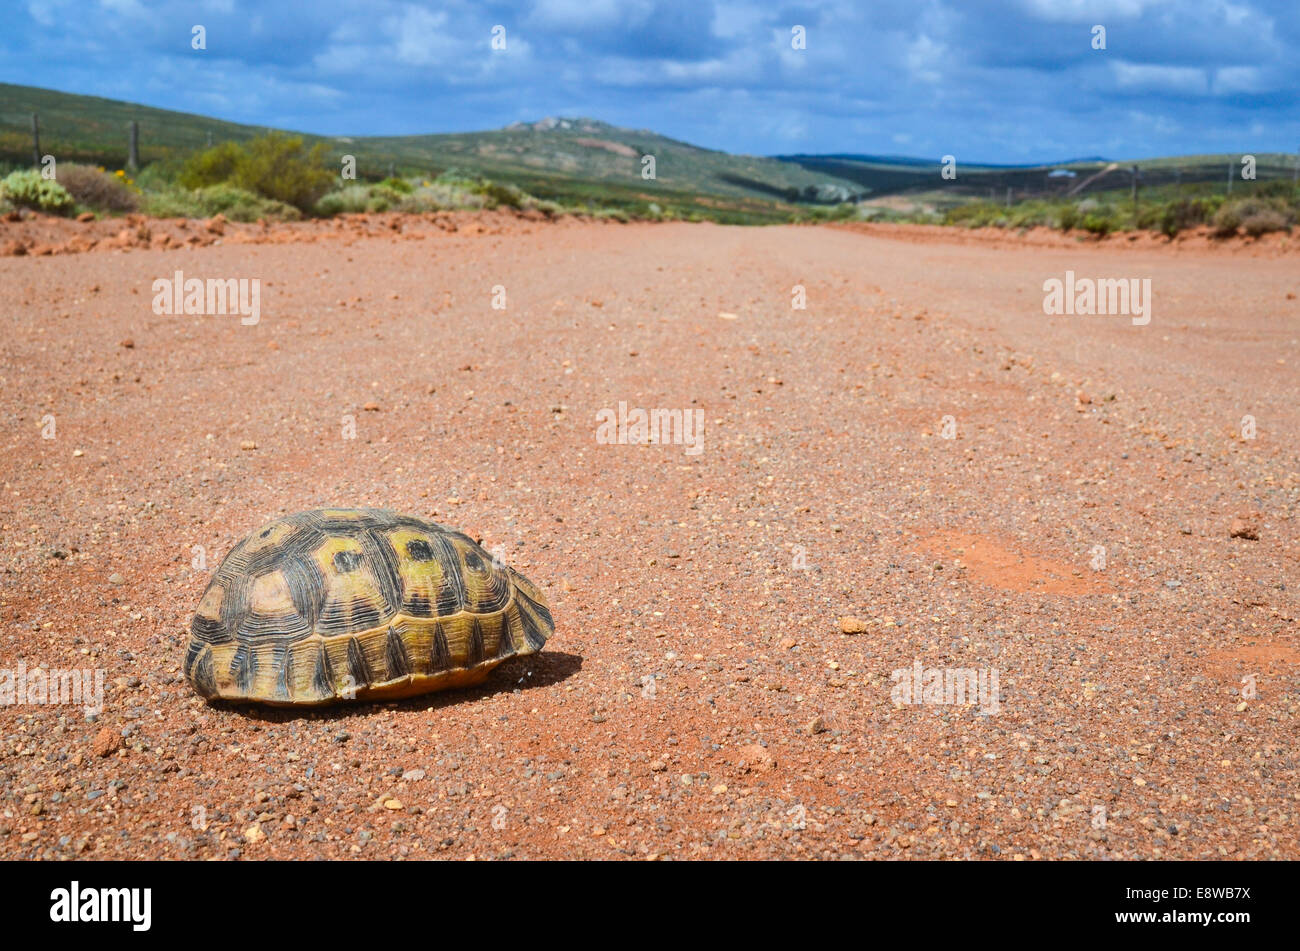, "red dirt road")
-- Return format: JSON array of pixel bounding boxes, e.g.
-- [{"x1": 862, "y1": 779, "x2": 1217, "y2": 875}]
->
[{"x1": 1, "y1": 217, "x2": 1296, "y2": 859}]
